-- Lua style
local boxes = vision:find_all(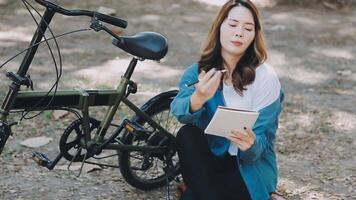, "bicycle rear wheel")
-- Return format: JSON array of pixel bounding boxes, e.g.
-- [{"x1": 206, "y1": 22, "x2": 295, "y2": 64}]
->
[
  {"x1": 0, "y1": 123, "x2": 11, "y2": 154},
  {"x1": 118, "y1": 96, "x2": 182, "y2": 190}
]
